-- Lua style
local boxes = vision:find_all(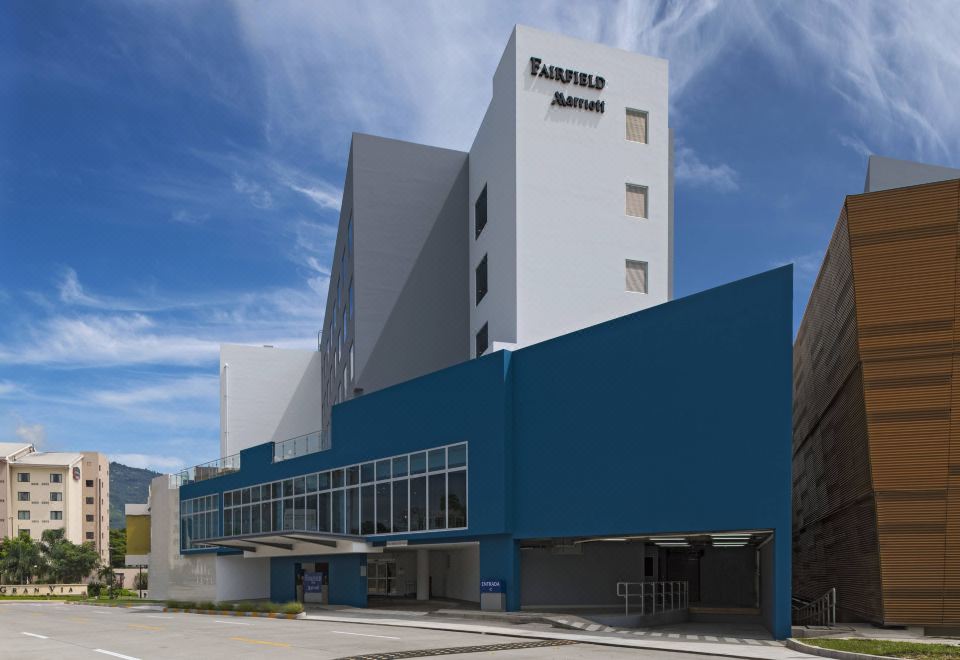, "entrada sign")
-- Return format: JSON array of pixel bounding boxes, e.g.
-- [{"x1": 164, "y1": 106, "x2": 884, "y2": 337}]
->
[
  {"x1": 0, "y1": 583, "x2": 89, "y2": 596},
  {"x1": 529, "y1": 57, "x2": 606, "y2": 114}
]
